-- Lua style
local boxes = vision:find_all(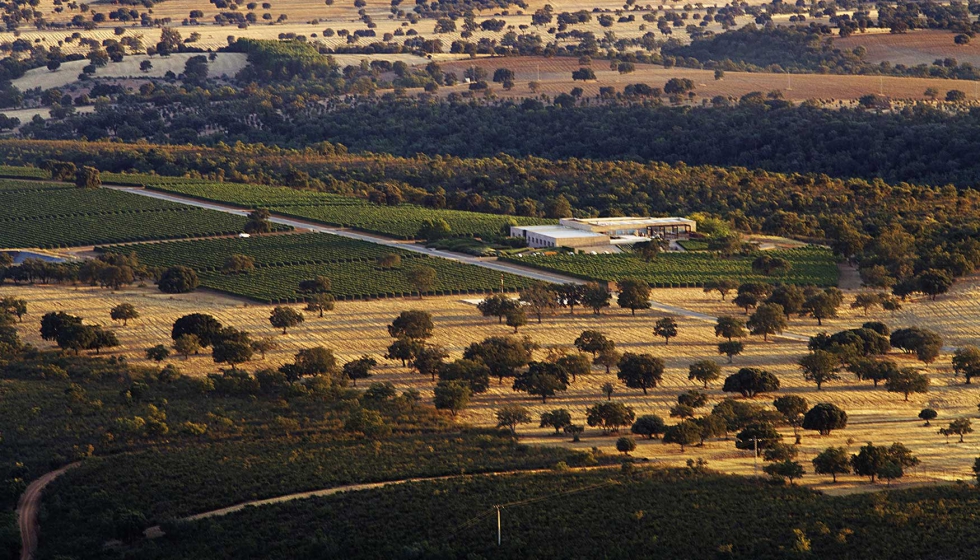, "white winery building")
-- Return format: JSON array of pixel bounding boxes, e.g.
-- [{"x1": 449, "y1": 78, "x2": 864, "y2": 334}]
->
[{"x1": 511, "y1": 217, "x2": 697, "y2": 249}]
